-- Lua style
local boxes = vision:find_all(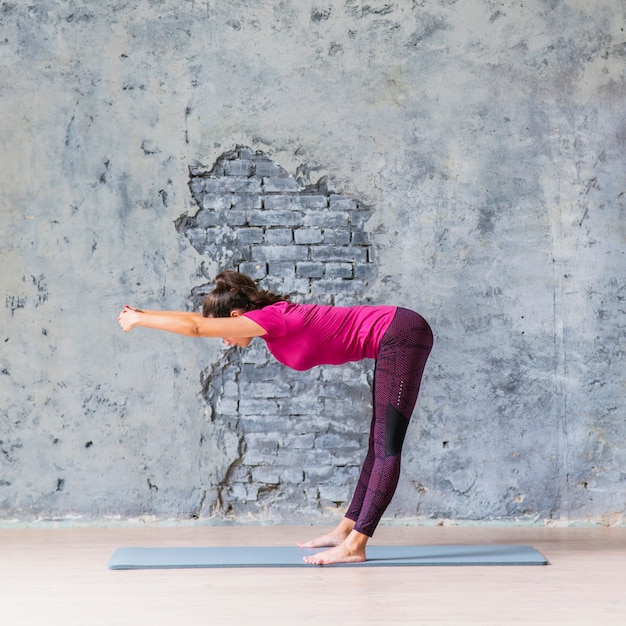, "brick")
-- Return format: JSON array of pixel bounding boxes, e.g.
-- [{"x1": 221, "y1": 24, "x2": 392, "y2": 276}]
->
[
  {"x1": 265, "y1": 228, "x2": 293, "y2": 245},
  {"x1": 240, "y1": 381, "x2": 292, "y2": 398},
  {"x1": 225, "y1": 210, "x2": 248, "y2": 226},
  {"x1": 189, "y1": 177, "x2": 205, "y2": 195},
  {"x1": 189, "y1": 164, "x2": 212, "y2": 176},
  {"x1": 313, "y1": 246, "x2": 367, "y2": 262},
  {"x1": 245, "y1": 448, "x2": 276, "y2": 465},
  {"x1": 273, "y1": 276, "x2": 310, "y2": 295},
  {"x1": 277, "y1": 397, "x2": 322, "y2": 415},
  {"x1": 194, "y1": 209, "x2": 219, "y2": 227},
  {"x1": 309, "y1": 293, "x2": 334, "y2": 305},
  {"x1": 252, "y1": 159, "x2": 286, "y2": 177},
  {"x1": 335, "y1": 465, "x2": 362, "y2": 481},
  {"x1": 289, "y1": 448, "x2": 334, "y2": 467},
  {"x1": 266, "y1": 262, "x2": 296, "y2": 279},
  {"x1": 238, "y1": 398, "x2": 279, "y2": 415},
  {"x1": 248, "y1": 210, "x2": 303, "y2": 226},
  {"x1": 324, "y1": 262, "x2": 353, "y2": 279},
  {"x1": 353, "y1": 263, "x2": 376, "y2": 279},
  {"x1": 222, "y1": 380, "x2": 239, "y2": 397},
  {"x1": 251, "y1": 468, "x2": 281, "y2": 485},
  {"x1": 251, "y1": 245, "x2": 309, "y2": 262},
  {"x1": 200, "y1": 193, "x2": 233, "y2": 211},
  {"x1": 263, "y1": 177, "x2": 302, "y2": 192},
  {"x1": 241, "y1": 363, "x2": 286, "y2": 382},
  {"x1": 319, "y1": 366, "x2": 371, "y2": 388},
  {"x1": 350, "y1": 230, "x2": 370, "y2": 245},
  {"x1": 263, "y1": 195, "x2": 303, "y2": 210},
  {"x1": 231, "y1": 194, "x2": 262, "y2": 210},
  {"x1": 294, "y1": 228, "x2": 323, "y2": 244},
  {"x1": 299, "y1": 195, "x2": 328, "y2": 209},
  {"x1": 238, "y1": 261, "x2": 267, "y2": 279},
  {"x1": 279, "y1": 467, "x2": 306, "y2": 483},
  {"x1": 296, "y1": 261, "x2": 324, "y2": 278},
  {"x1": 330, "y1": 294, "x2": 357, "y2": 306},
  {"x1": 311, "y1": 279, "x2": 366, "y2": 296},
  {"x1": 302, "y1": 464, "x2": 336, "y2": 481},
  {"x1": 236, "y1": 414, "x2": 276, "y2": 434},
  {"x1": 236, "y1": 227, "x2": 264, "y2": 244},
  {"x1": 216, "y1": 398, "x2": 239, "y2": 415},
  {"x1": 349, "y1": 210, "x2": 372, "y2": 229},
  {"x1": 280, "y1": 415, "x2": 331, "y2": 436},
  {"x1": 240, "y1": 148, "x2": 258, "y2": 159},
  {"x1": 318, "y1": 485, "x2": 350, "y2": 502},
  {"x1": 301, "y1": 486, "x2": 319, "y2": 499},
  {"x1": 205, "y1": 227, "x2": 227, "y2": 244},
  {"x1": 184, "y1": 228, "x2": 208, "y2": 251},
  {"x1": 239, "y1": 343, "x2": 271, "y2": 364},
  {"x1": 204, "y1": 177, "x2": 261, "y2": 194},
  {"x1": 225, "y1": 482, "x2": 256, "y2": 501},
  {"x1": 329, "y1": 195, "x2": 358, "y2": 211},
  {"x1": 323, "y1": 398, "x2": 369, "y2": 420},
  {"x1": 302, "y1": 211, "x2": 349, "y2": 228},
  {"x1": 224, "y1": 160, "x2": 254, "y2": 176},
  {"x1": 315, "y1": 433, "x2": 361, "y2": 449},
  {"x1": 282, "y1": 433, "x2": 316, "y2": 449},
  {"x1": 323, "y1": 229, "x2": 351, "y2": 245},
  {"x1": 195, "y1": 208, "x2": 247, "y2": 228},
  {"x1": 287, "y1": 377, "x2": 320, "y2": 394},
  {"x1": 246, "y1": 432, "x2": 282, "y2": 449}
]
